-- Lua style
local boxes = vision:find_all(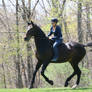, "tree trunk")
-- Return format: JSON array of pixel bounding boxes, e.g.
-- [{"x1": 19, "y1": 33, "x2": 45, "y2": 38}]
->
[
  {"x1": 16, "y1": 0, "x2": 23, "y2": 88},
  {"x1": 20, "y1": 55, "x2": 28, "y2": 87},
  {"x1": 86, "y1": 2, "x2": 91, "y2": 68},
  {"x1": 2, "y1": 63, "x2": 6, "y2": 88},
  {"x1": 26, "y1": 43, "x2": 34, "y2": 84},
  {"x1": 77, "y1": 1, "x2": 85, "y2": 67},
  {"x1": 86, "y1": 3, "x2": 92, "y2": 40},
  {"x1": 63, "y1": 17, "x2": 70, "y2": 41},
  {"x1": 77, "y1": 1, "x2": 83, "y2": 43}
]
